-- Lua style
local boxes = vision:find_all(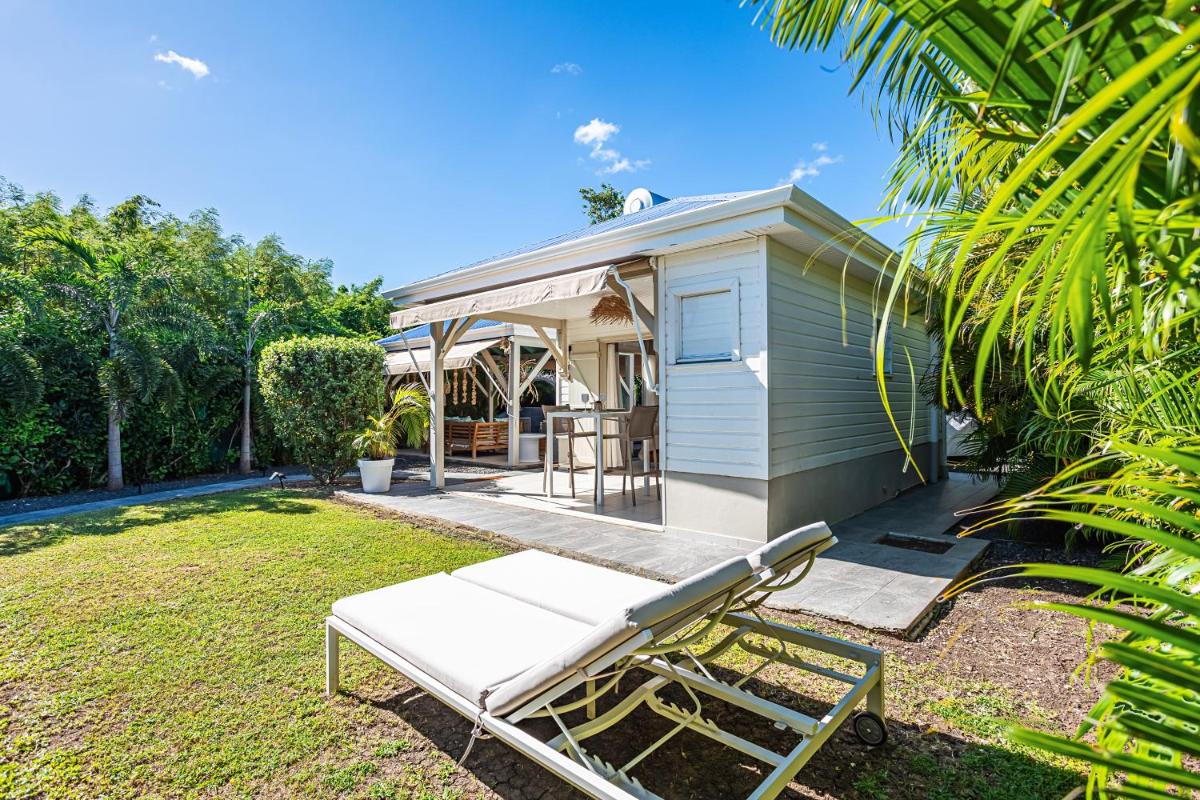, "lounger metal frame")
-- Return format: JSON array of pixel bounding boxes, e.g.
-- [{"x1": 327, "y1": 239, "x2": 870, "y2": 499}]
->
[{"x1": 325, "y1": 541, "x2": 885, "y2": 800}]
